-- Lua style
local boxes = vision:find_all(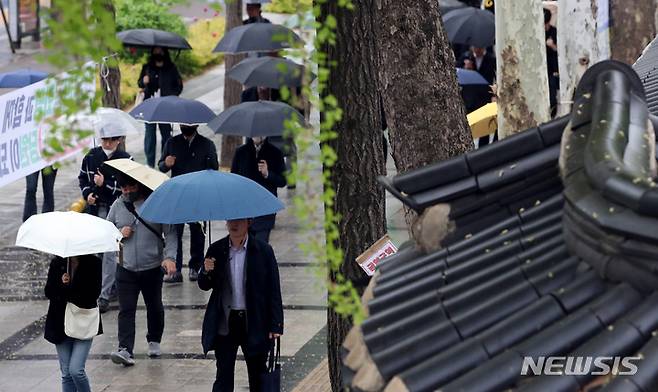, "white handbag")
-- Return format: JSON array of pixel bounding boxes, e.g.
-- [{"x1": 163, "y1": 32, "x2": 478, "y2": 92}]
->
[{"x1": 64, "y1": 302, "x2": 99, "y2": 340}]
